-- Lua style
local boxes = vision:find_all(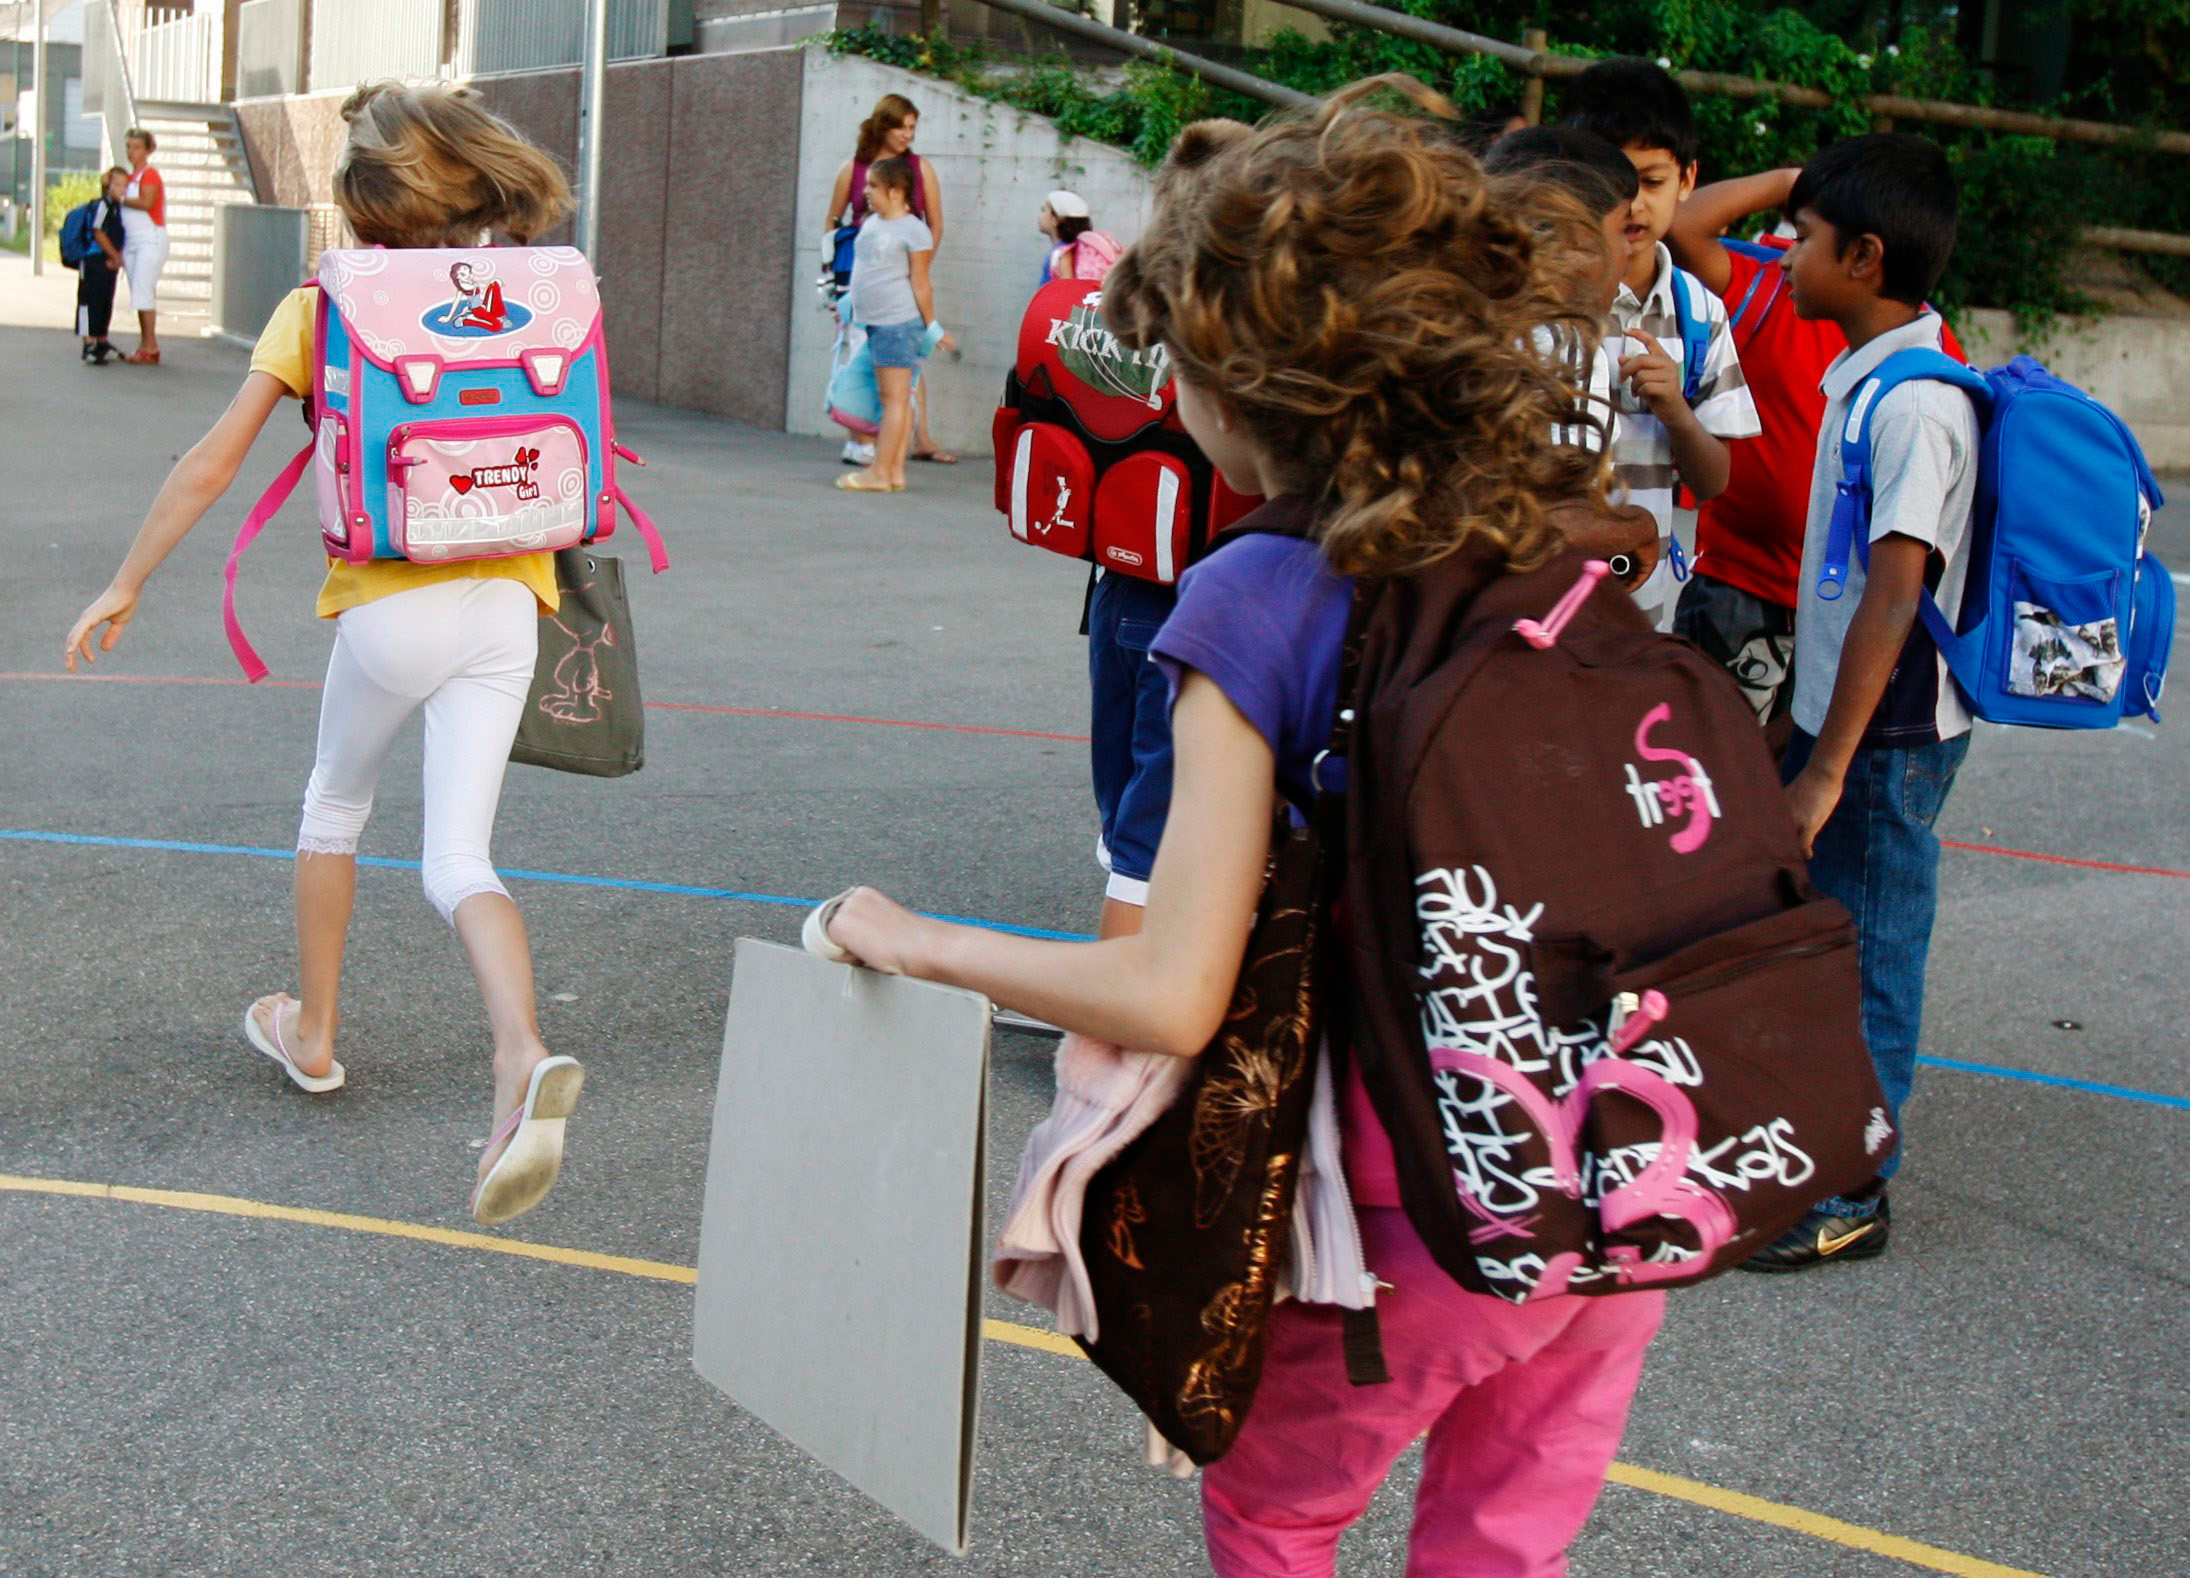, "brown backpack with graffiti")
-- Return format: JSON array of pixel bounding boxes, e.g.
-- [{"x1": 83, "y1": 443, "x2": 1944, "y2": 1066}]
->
[
  {"x1": 1067, "y1": 512, "x2": 1881, "y2": 1468},
  {"x1": 1339, "y1": 539, "x2": 1890, "y2": 1302}
]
